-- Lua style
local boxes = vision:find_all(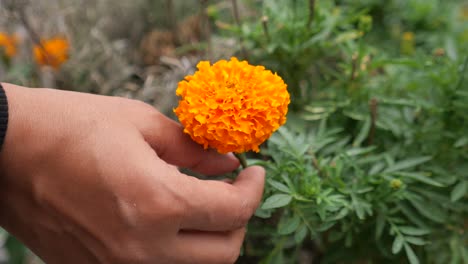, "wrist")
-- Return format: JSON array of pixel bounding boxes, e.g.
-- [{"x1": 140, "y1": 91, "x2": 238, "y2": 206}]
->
[
  {"x1": 0, "y1": 83, "x2": 29, "y2": 168},
  {"x1": 0, "y1": 84, "x2": 45, "y2": 179},
  {"x1": 0, "y1": 83, "x2": 29, "y2": 228}
]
